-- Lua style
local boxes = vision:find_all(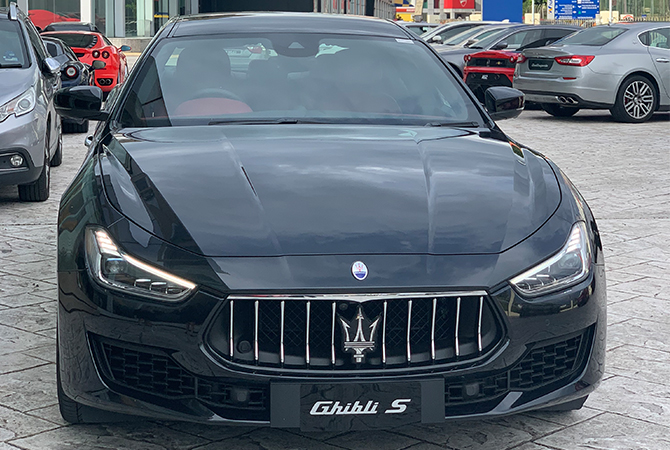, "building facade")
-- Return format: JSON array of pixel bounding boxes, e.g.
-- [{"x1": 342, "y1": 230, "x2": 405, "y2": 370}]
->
[{"x1": 1, "y1": 0, "x2": 394, "y2": 37}]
